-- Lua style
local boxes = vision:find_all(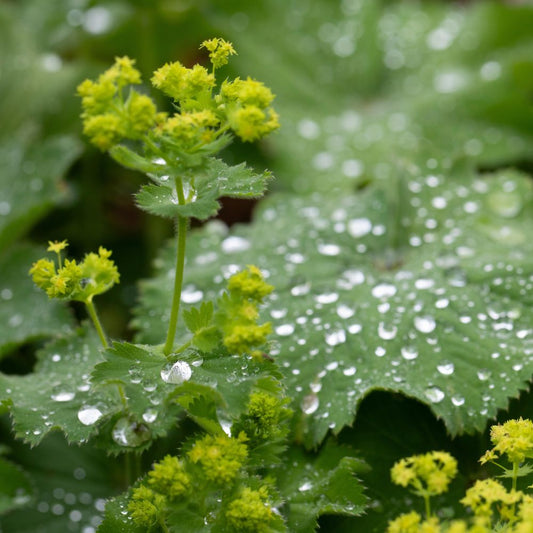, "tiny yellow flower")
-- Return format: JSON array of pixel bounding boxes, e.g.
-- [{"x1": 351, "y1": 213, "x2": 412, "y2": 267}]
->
[
  {"x1": 200, "y1": 38, "x2": 237, "y2": 69},
  {"x1": 387, "y1": 511, "x2": 422, "y2": 533},
  {"x1": 390, "y1": 451, "x2": 457, "y2": 497},
  {"x1": 490, "y1": 418, "x2": 533, "y2": 464},
  {"x1": 227, "y1": 266, "x2": 274, "y2": 302},
  {"x1": 47, "y1": 240, "x2": 68, "y2": 254}
]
